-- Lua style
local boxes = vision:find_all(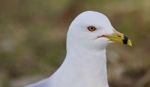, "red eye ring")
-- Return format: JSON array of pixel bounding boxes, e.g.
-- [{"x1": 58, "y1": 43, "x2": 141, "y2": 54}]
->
[{"x1": 87, "y1": 26, "x2": 97, "y2": 32}]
